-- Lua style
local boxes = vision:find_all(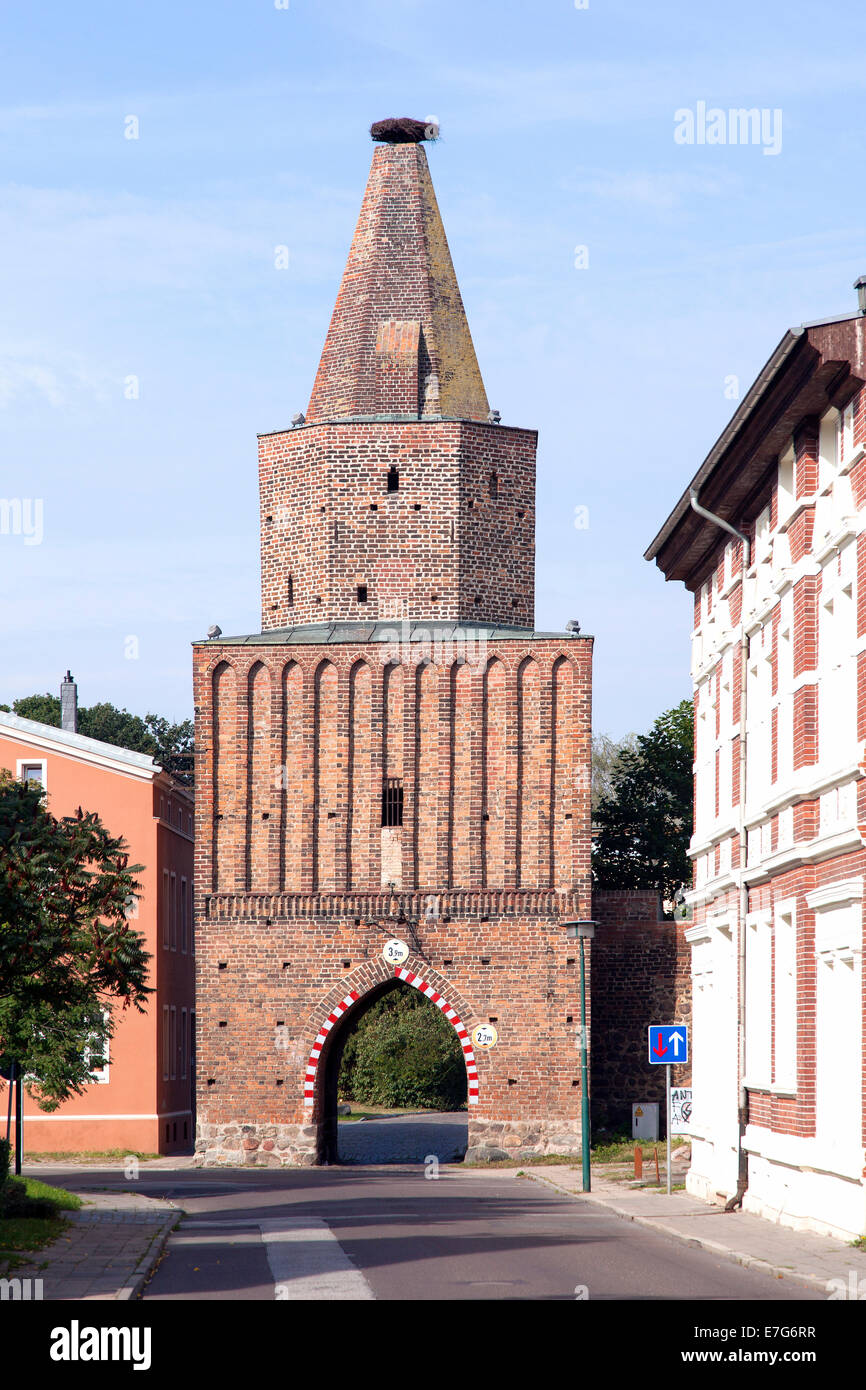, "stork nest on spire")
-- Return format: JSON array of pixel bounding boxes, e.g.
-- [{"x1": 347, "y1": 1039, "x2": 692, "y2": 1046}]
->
[{"x1": 370, "y1": 117, "x2": 438, "y2": 144}]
